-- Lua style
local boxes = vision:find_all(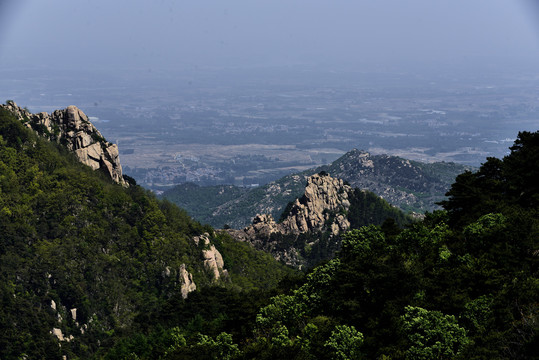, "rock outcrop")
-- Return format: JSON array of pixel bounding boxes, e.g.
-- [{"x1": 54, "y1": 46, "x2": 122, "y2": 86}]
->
[
  {"x1": 226, "y1": 173, "x2": 353, "y2": 267},
  {"x1": 0, "y1": 101, "x2": 127, "y2": 186},
  {"x1": 179, "y1": 264, "x2": 197, "y2": 299},
  {"x1": 194, "y1": 233, "x2": 228, "y2": 281},
  {"x1": 281, "y1": 174, "x2": 351, "y2": 235}
]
